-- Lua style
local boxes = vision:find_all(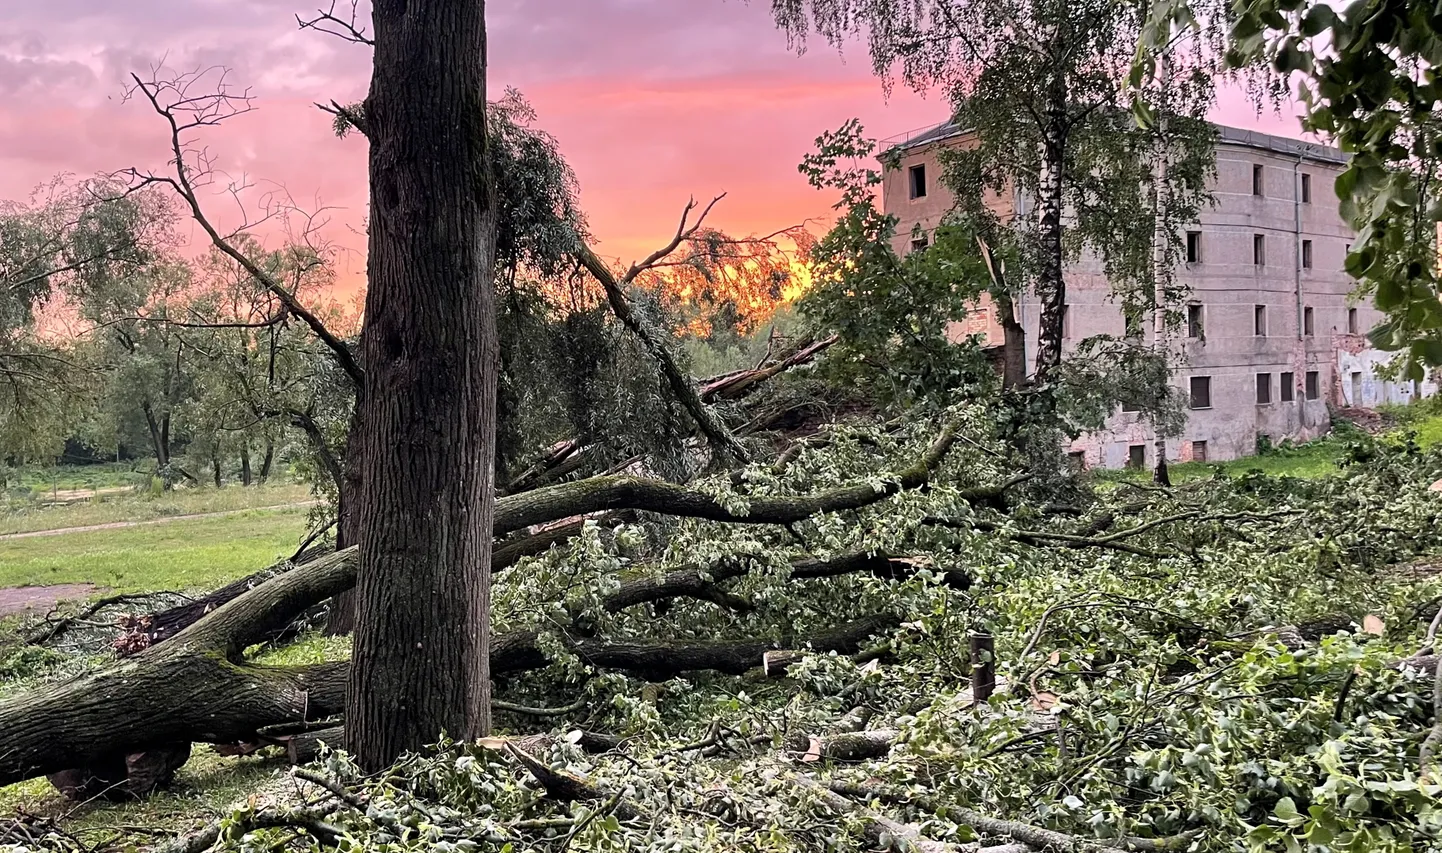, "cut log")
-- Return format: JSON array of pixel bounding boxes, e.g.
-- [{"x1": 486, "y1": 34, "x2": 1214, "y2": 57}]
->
[
  {"x1": 783, "y1": 729, "x2": 897, "y2": 762},
  {"x1": 285, "y1": 725, "x2": 346, "y2": 765}
]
